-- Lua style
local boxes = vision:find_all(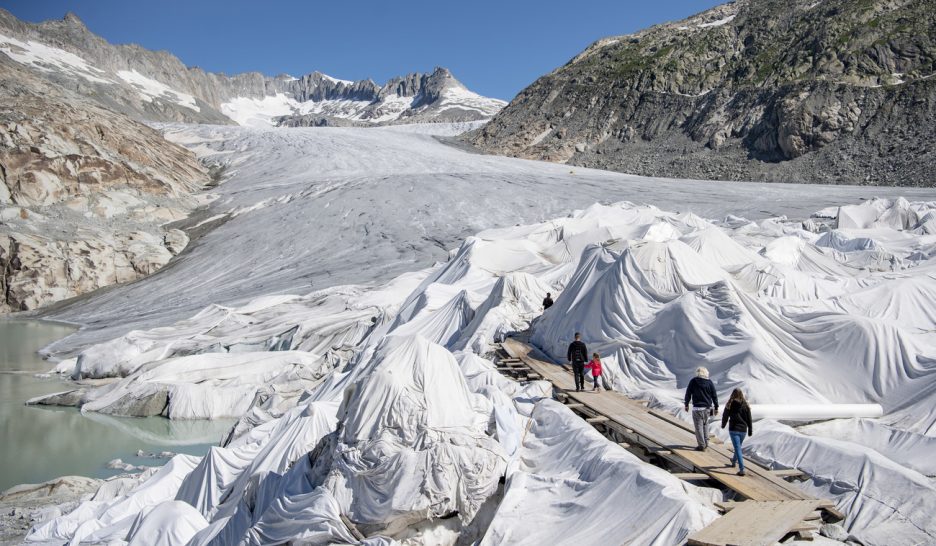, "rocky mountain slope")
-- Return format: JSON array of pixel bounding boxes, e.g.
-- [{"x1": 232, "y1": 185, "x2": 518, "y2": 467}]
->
[
  {"x1": 0, "y1": 54, "x2": 209, "y2": 313},
  {"x1": 0, "y1": 9, "x2": 505, "y2": 127},
  {"x1": 469, "y1": 0, "x2": 936, "y2": 186}
]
